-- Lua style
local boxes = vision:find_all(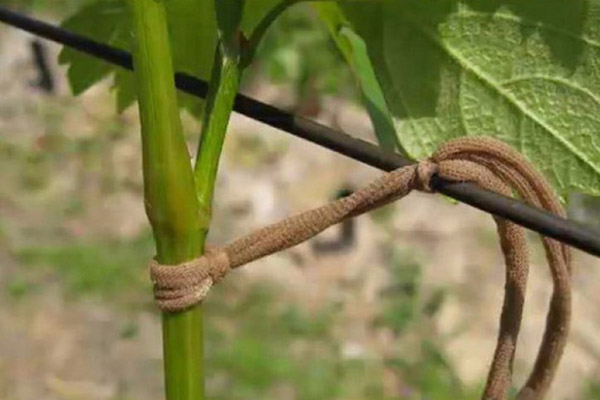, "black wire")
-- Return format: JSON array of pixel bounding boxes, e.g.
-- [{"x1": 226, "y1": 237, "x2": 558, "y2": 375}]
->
[{"x1": 2, "y1": 6, "x2": 600, "y2": 257}]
